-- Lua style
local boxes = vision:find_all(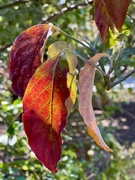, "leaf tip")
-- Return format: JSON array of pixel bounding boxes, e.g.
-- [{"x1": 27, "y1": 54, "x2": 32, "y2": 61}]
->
[
  {"x1": 87, "y1": 127, "x2": 113, "y2": 153},
  {"x1": 48, "y1": 165, "x2": 58, "y2": 173}
]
